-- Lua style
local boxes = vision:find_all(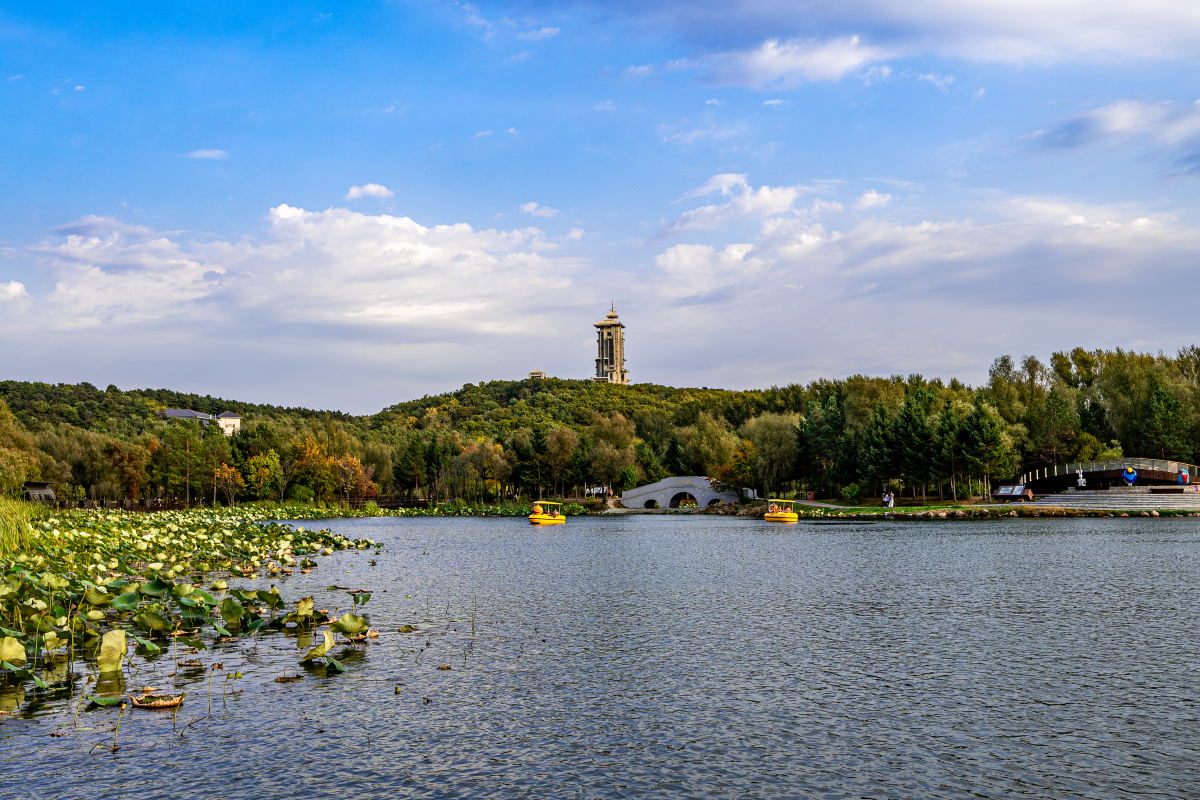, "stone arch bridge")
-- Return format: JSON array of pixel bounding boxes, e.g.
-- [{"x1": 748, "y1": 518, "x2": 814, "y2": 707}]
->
[{"x1": 620, "y1": 476, "x2": 739, "y2": 509}]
